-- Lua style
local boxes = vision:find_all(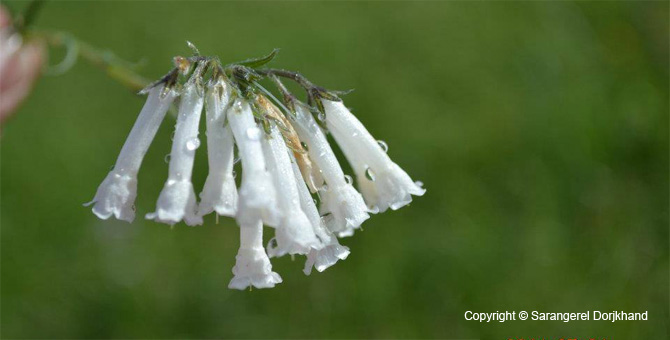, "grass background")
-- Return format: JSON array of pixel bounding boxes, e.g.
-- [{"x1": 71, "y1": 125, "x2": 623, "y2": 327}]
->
[{"x1": 1, "y1": 1, "x2": 668, "y2": 339}]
